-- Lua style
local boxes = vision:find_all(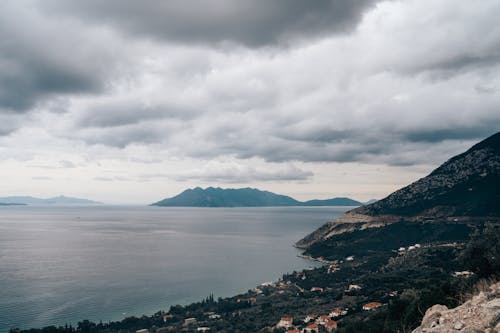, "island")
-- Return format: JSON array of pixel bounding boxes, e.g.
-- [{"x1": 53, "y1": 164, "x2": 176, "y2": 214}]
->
[
  {"x1": 151, "y1": 187, "x2": 363, "y2": 207},
  {"x1": 0, "y1": 195, "x2": 101, "y2": 206}
]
